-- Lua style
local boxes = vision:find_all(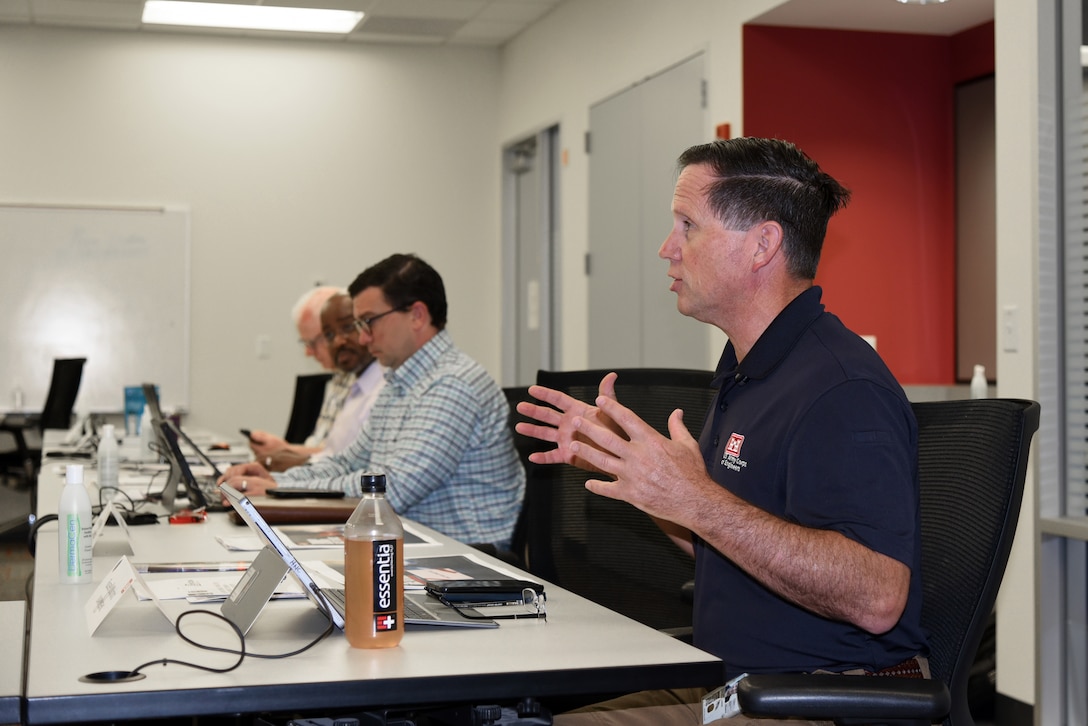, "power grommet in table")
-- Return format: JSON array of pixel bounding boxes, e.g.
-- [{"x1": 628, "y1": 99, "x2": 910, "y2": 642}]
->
[{"x1": 79, "y1": 671, "x2": 146, "y2": 684}]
